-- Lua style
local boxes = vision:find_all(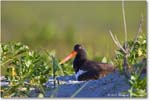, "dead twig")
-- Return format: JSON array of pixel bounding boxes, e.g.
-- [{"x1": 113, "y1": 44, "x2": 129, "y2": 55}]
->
[
  {"x1": 109, "y1": 30, "x2": 130, "y2": 78},
  {"x1": 130, "y1": 14, "x2": 143, "y2": 52},
  {"x1": 122, "y1": 0, "x2": 127, "y2": 49},
  {"x1": 109, "y1": 30, "x2": 127, "y2": 54},
  {"x1": 114, "y1": 34, "x2": 127, "y2": 54},
  {"x1": 108, "y1": 0, "x2": 130, "y2": 79}
]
